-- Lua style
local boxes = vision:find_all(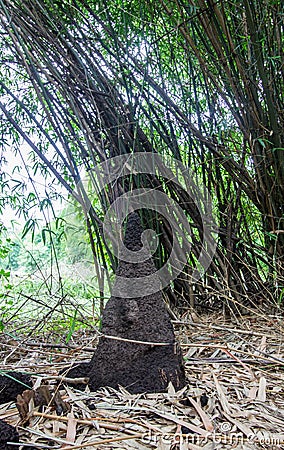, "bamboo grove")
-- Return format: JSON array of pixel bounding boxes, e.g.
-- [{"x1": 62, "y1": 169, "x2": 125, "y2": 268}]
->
[{"x1": 0, "y1": 0, "x2": 283, "y2": 313}]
